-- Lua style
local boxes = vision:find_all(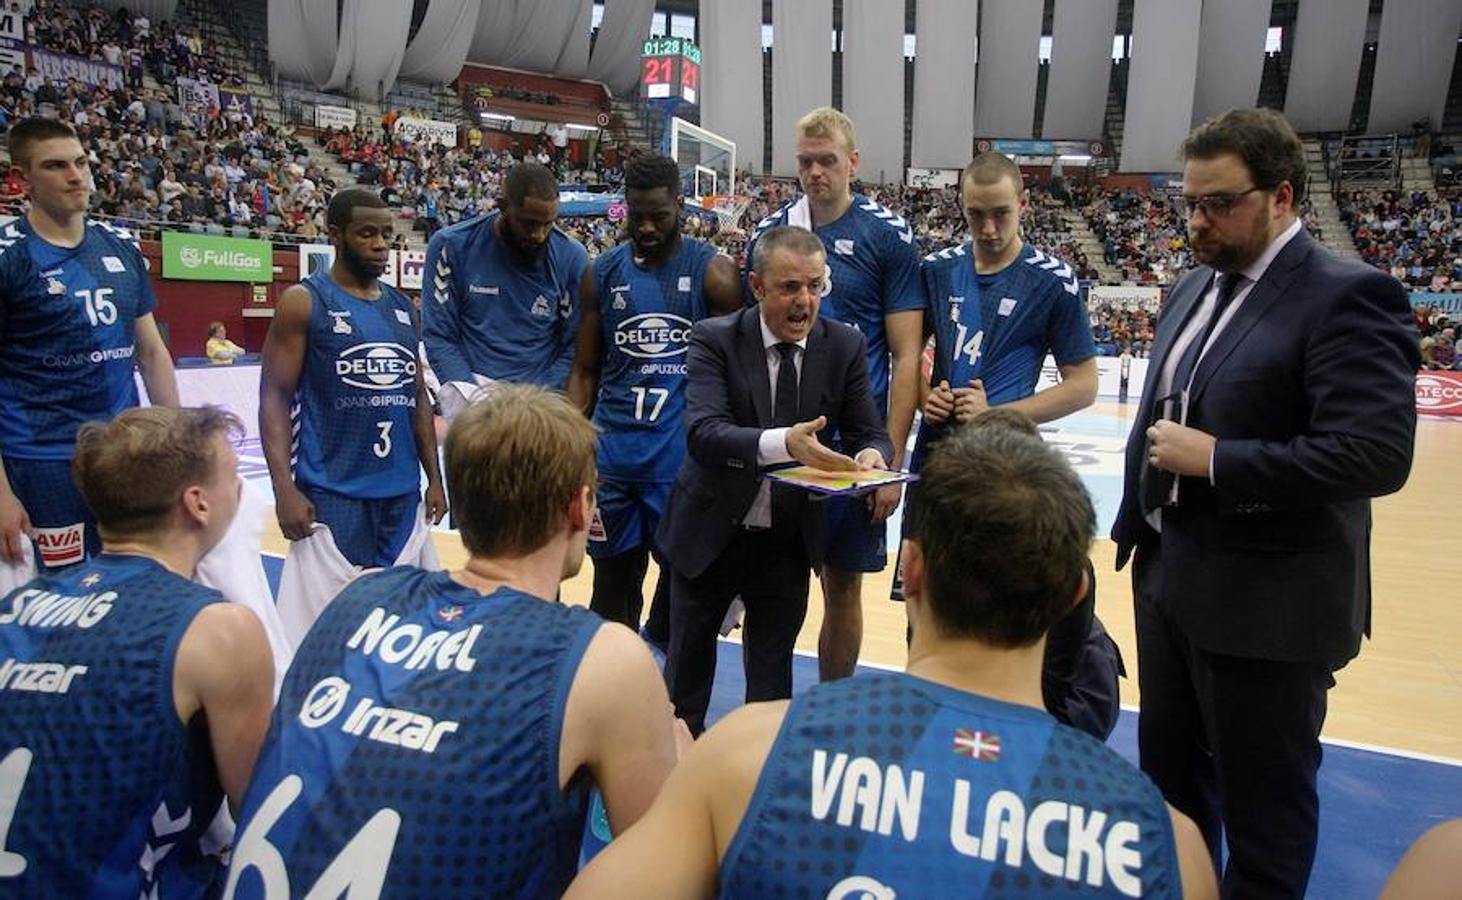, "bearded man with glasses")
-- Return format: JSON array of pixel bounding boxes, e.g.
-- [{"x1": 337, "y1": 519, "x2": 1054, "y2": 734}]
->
[{"x1": 1111, "y1": 107, "x2": 1420, "y2": 898}]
